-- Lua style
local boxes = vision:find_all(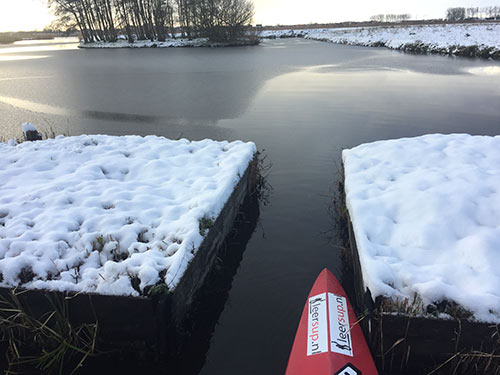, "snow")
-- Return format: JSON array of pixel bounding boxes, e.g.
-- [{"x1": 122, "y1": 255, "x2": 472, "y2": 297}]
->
[
  {"x1": 258, "y1": 29, "x2": 308, "y2": 39},
  {"x1": 21, "y1": 122, "x2": 37, "y2": 133},
  {"x1": 81, "y1": 23, "x2": 500, "y2": 55},
  {"x1": 0, "y1": 135, "x2": 256, "y2": 296},
  {"x1": 343, "y1": 134, "x2": 500, "y2": 323},
  {"x1": 79, "y1": 35, "x2": 254, "y2": 49},
  {"x1": 260, "y1": 23, "x2": 500, "y2": 57},
  {"x1": 81, "y1": 37, "x2": 211, "y2": 49}
]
